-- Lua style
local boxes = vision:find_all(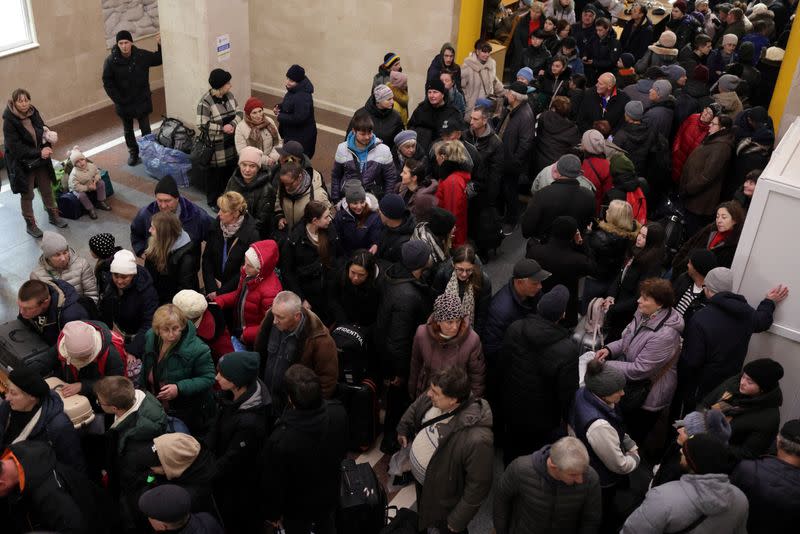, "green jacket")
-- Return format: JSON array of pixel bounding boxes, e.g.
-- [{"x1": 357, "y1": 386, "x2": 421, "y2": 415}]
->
[
  {"x1": 140, "y1": 321, "x2": 216, "y2": 431},
  {"x1": 115, "y1": 390, "x2": 167, "y2": 454}
]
